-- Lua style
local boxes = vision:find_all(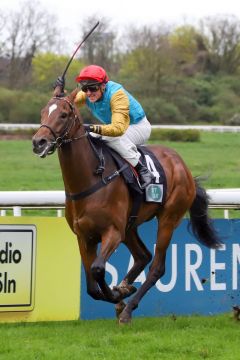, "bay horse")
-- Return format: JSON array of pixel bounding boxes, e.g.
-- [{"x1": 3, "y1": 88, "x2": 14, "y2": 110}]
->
[{"x1": 32, "y1": 86, "x2": 222, "y2": 324}]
